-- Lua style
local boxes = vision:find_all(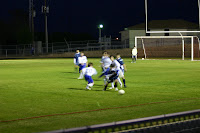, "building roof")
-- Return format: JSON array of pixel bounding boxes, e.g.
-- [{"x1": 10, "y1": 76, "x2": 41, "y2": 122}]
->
[{"x1": 126, "y1": 19, "x2": 199, "y2": 30}]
